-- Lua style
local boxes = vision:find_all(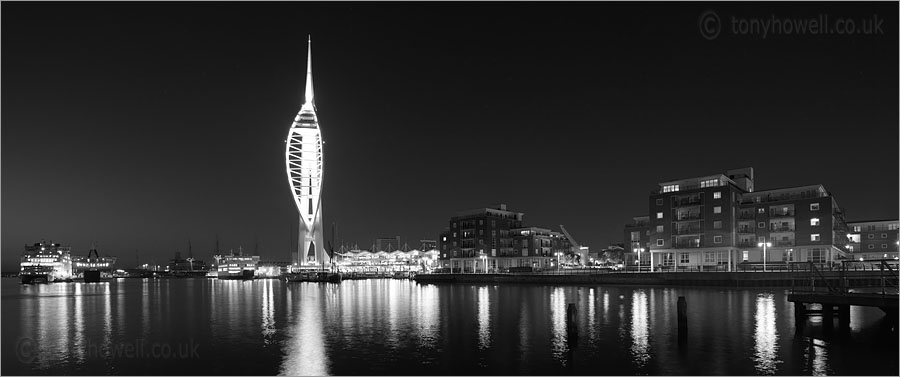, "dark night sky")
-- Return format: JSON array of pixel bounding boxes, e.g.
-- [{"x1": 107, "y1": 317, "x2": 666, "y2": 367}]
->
[{"x1": 2, "y1": 2, "x2": 897, "y2": 268}]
